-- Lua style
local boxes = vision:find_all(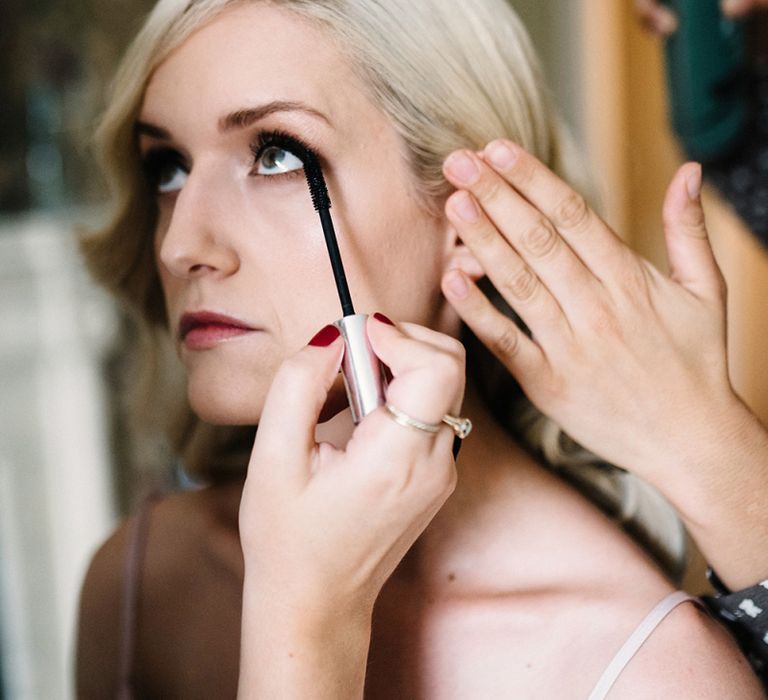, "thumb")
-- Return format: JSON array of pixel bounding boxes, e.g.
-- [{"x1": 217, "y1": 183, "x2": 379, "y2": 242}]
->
[
  {"x1": 253, "y1": 324, "x2": 345, "y2": 477},
  {"x1": 662, "y1": 162, "x2": 725, "y2": 301}
]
